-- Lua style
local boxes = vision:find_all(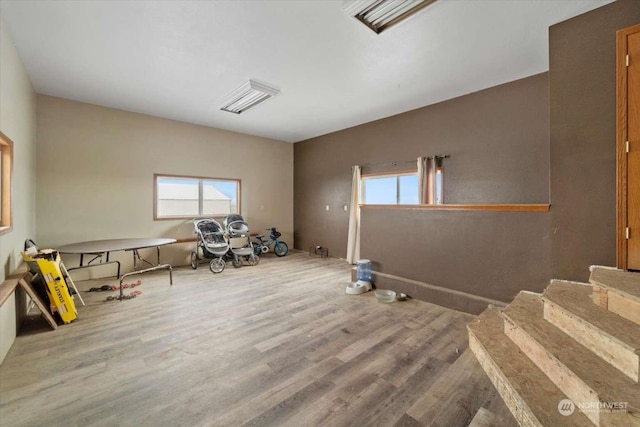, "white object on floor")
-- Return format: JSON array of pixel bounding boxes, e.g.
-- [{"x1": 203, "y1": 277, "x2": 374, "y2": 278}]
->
[{"x1": 345, "y1": 280, "x2": 371, "y2": 295}]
